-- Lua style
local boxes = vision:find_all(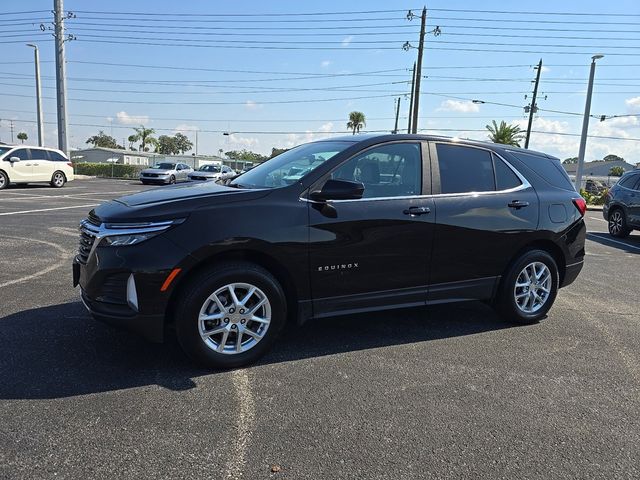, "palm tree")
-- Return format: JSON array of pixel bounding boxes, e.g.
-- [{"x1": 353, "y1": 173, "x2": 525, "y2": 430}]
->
[
  {"x1": 133, "y1": 126, "x2": 157, "y2": 152},
  {"x1": 127, "y1": 134, "x2": 139, "y2": 150},
  {"x1": 485, "y1": 120, "x2": 524, "y2": 147},
  {"x1": 17, "y1": 132, "x2": 28, "y2": 144},
  {"x1": 347, "y1": 111, "x2": 366, "y2": 135}
]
